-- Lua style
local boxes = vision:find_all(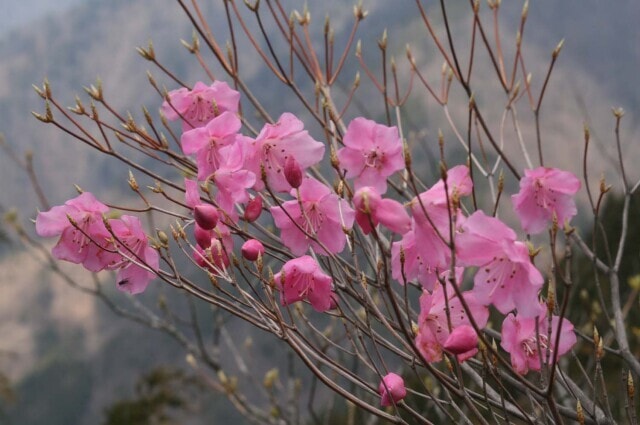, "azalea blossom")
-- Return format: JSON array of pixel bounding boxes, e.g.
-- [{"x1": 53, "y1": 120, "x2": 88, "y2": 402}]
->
[
  {"x1": 35, "y1": 192, "x2": 118, "y2": 271},
  {"x1": 512, "y1": 167, "x2": 581, "y2": 234},
  {"x1": 415, "y1": 272, "x2": 489, "y2": 363},
  {"x1": 353, "y1": 186, "x2": 411, "y2": 235},
  {"x1": 421, "y1": 165, "x2": 473, "y2": 205},
  {"x1": 107, "y1": 215, "x2": 159, "y2": 295},
  {"x1": 161, "y1": 81, "x2": 240, "y2": 131},
  {"x1": 378, "y1": 373, "x2": 407, "y2": 407},
  {"x1": 36, "y1": 194, "x2": 158, "y2": 293},
  {"x1": 501, "y1": 311, "x2": 577, "y2": 375},
  {"x1": 208, "y1": 140, "x2": 256, "y2": 217},
  {"x1": 270, "y1": 178, "x2": 355, "y2": 256},
  {"x1": 457, "y1": 210, "x2": 545, "y2": 318},
  {"x1": 274, "y1": 255, "x2": 333, "y2": 312},
  {"x1": 184, "y1": 178, "x2": 201, "y2": 209},
  {"x1": 337, "y1": 117, "x2": 404, "y2": 194},
  {"x1": 391, "y1": 229, "x2": 443, "y2": 290},
  {"x1": 180, "y1": 111, "x2": 243, "y2": 181},
  {"x1": 246, "y1": 113, "x2": 325, "y2": 192},
  {"x1": 391, "y1": 167, "x2": 472, "y2": 290}
]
